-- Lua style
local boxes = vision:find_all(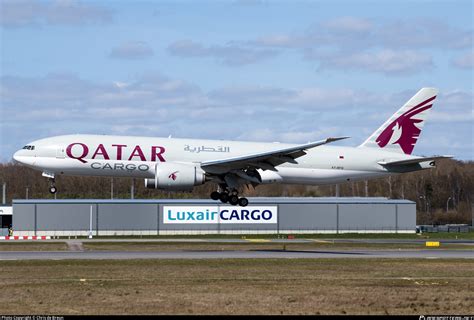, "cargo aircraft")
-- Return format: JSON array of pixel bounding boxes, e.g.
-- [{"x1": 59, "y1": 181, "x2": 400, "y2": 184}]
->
[{"x1": 13, "y1": 88, "x2": 450, "y2": 206}]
